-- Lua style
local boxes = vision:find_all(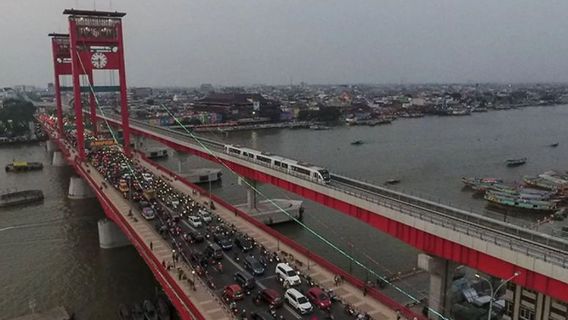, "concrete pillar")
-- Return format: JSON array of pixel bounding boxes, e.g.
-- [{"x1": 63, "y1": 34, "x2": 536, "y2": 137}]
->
[
  {"x1": 418, "y1": 254, "x2": 456, "y2": 319},
  {"x1": 173, "y1": 150, "x2": 189, "y2": 173},
  {"x1": 68, "y1": 176, "x2": 95, "y2": 199},
  {"x1": 46, "y1": 140, "x2": 57, "y2": 152},
  {"x1": 98, "y1": 218, "x2": 130, "y2": 249},
  {"x1": 52, "y1": 151, "x2": 67, "y2": 166},
  {"x1": 535, "y1": 292, "x2": 544, "y2": 320},
  {"x1": 512, "y1": 283, "x2": 522, "y2": 320},
  {"x1": 542, "y1": 295, "x2": 551, "y2": 320},
  {"x1": 238, "y1": 177, "x2": 260, "y2": 210}
]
